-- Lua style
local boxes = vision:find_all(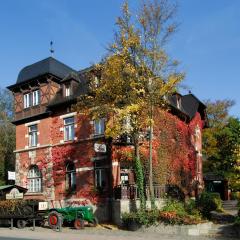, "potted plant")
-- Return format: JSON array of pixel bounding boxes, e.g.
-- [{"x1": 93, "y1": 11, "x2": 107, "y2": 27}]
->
[{"x1": 122, "y1": 212, "x2": 142, "y2": 231}]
